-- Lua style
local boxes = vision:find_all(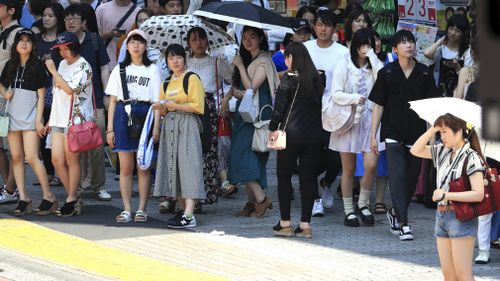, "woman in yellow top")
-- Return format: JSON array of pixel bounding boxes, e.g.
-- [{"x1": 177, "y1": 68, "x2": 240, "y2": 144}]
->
[{"x1": 153, "y1": 43, "x2": 206, "y2": 229}]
